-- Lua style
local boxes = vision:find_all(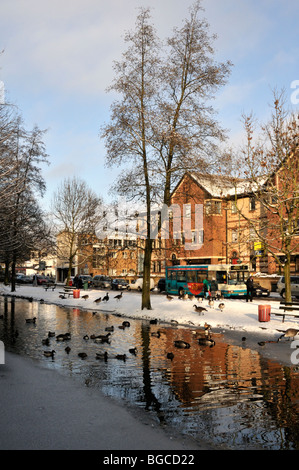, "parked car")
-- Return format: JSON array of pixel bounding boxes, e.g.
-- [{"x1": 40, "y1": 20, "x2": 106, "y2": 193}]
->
[
  {"x1": 277, "y1": 275, "x2": 299, "y2": 299},
  {"x1": 37, "y1": 275, "x2": 54, "y2": 285},
  {"x1": 128, "y1": 278, "x2": 155, "y2": 291},
  {"x1": 16, "y1": 274, "x2": 33, "y2": 284},
  {"x1": 157, "y1": 278, "x2": 166, "y2": 293},
  {"x1": 92, "y1": 275, "x2": 111, "y2": 289},
  {"x1": 252, "y1": 283, "x2": 270, "y2": 297},
  {"x1": 111, "y1": 279, "x2": 129, "y2": 290},
  {"x1": 79, "y1": 275, "x2": 93, "y2": 288}
]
